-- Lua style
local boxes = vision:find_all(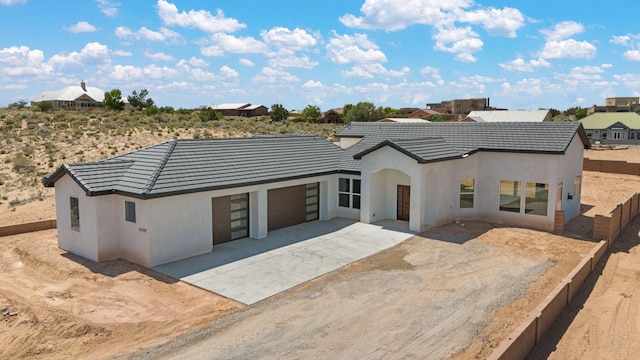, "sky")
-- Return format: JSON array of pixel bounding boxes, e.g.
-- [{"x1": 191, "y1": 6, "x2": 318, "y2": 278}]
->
[{"x1": 1, "y1": 0, "x2": 639, "y2": 112}]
